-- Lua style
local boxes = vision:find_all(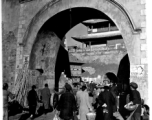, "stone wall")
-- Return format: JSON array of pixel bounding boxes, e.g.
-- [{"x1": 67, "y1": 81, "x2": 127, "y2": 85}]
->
[
  {"x1": 2, "y1": 31, "x2": 17, "y2": 90},
  {"x1": 70, "y1": 47, "x2": 127, "y2": 80},
  {"x1": 2, "y1": 0, "x2": 148, "y2": 103},
  {"x1": 29, "y1": 32, "x2": 60, "y2": 89},
  {"x1": 17, "y1": 0, "x2": 142, "y2": 65},
  {"x1": 72, "y1": 50, "x2": 126, "y2": 64},
  {"x1": 2, "y1": 0, "x2": 20, "y2": 35},
  {"x1": 2, "y1": 0, "x2": 20, "y2": 89}
]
